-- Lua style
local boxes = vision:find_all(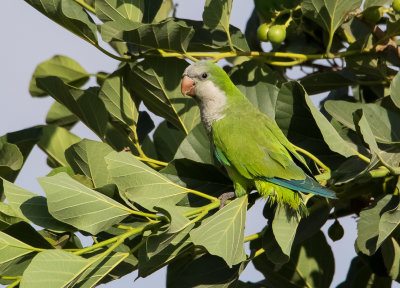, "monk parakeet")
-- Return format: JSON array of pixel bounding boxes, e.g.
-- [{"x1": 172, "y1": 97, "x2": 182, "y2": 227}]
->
[{"x1": 181, "y1": 61, "x2": 335, "y2": 214}]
